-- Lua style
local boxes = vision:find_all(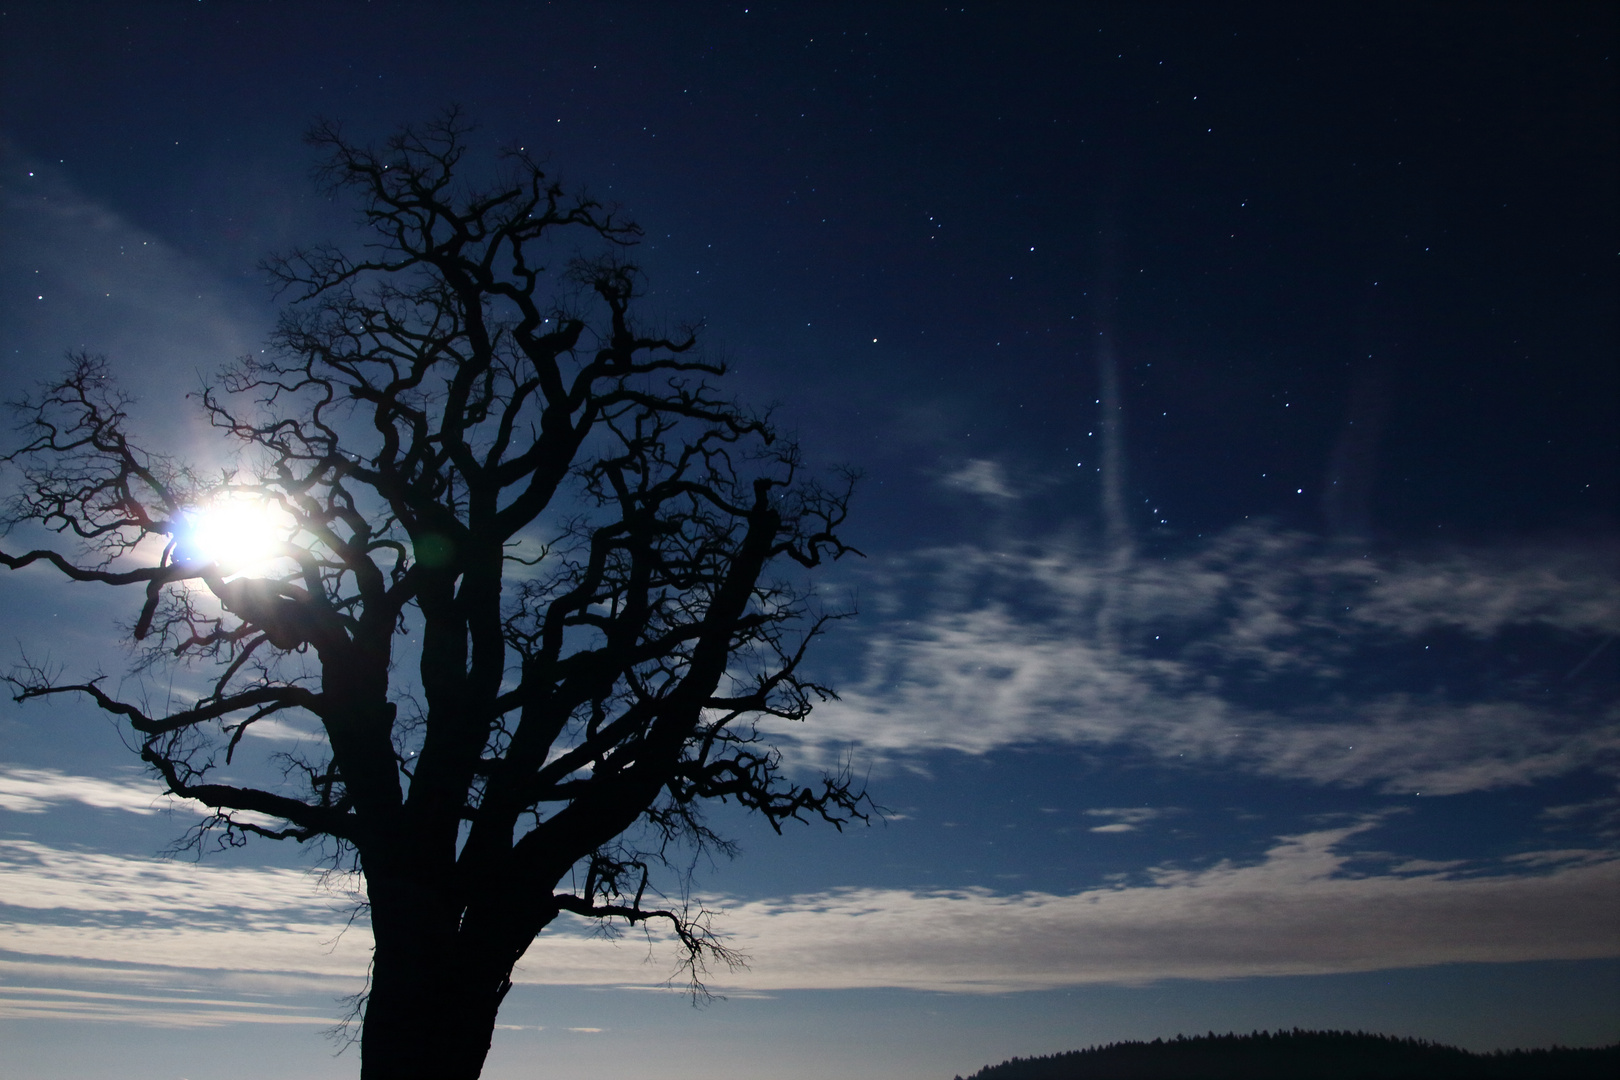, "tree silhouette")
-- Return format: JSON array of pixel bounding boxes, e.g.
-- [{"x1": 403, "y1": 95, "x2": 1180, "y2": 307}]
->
[{"x1": 1, "y1": 110, "x2": 865, "y2": 1080}]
